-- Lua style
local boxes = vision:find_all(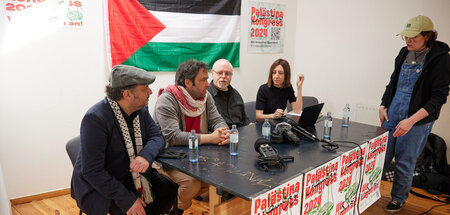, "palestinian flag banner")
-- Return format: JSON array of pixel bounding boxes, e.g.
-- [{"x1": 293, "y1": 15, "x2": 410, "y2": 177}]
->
[{"x1": 105, "y1": 0, "x2": 241, "y2": 71}]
